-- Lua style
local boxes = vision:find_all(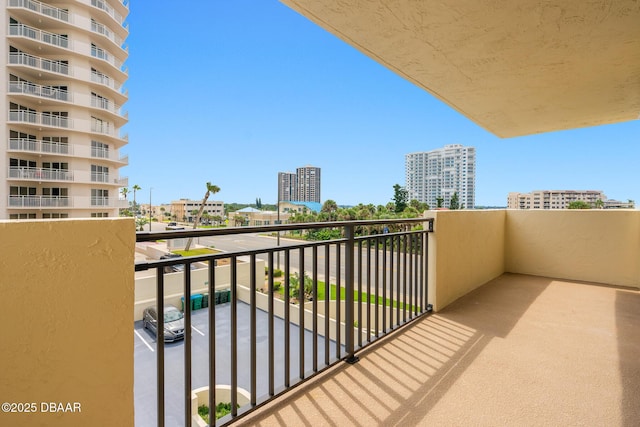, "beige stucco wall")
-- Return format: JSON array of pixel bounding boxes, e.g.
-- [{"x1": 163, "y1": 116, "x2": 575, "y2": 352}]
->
[
  {"x1": 505, "y1": 210, "x2": 640, "y2": 287},
  {"x1": 428, "y1": 210, "x2": 506, "y2": 311},
  {"x1": 0, "y1": 218, "x2": 134, "y2": 427}
]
